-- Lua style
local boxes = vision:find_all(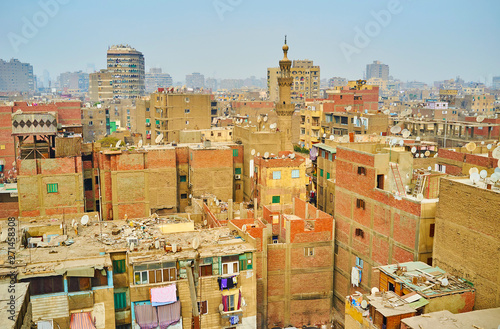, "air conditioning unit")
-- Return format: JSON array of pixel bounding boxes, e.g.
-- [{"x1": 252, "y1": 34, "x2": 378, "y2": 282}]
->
[
  {"x1": 146, "y1": 123, "x2": 151, "y2": 127},
  {"x1": 234, "y1": 174, "x2": 241, "y2": 180}
]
